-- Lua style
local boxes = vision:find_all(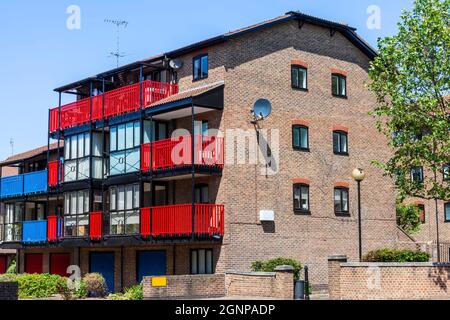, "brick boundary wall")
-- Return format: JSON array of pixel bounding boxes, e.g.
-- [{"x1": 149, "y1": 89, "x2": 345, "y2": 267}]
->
[
  {"x1": 328, "y1": 255, "x2": 450, "y2": 300},
  {"x1": 0, "y1": 282, "x2": 18, "y2": 301},
  {"x1": 225, "y1": 266, "x2": 294, "y2": 299},
  {"x1": 143, "y1": 274, "x2": 226, "y2": 299},
  {"x1": 143, "y1": 266, "x2": 294, "y2": 299}
]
